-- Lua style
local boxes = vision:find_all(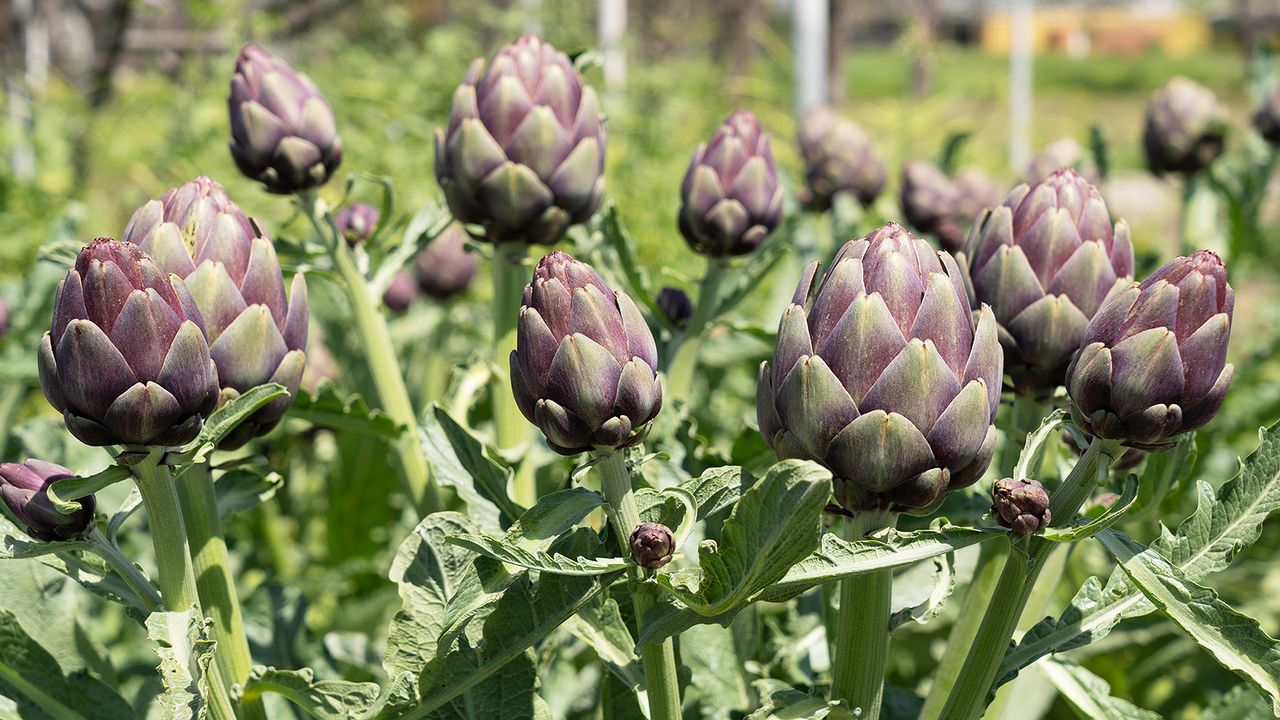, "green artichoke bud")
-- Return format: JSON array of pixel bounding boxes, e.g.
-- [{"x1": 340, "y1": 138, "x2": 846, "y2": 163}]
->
[
  {"x1": 1143, "y1": 76, "x2": 1226, "y2": 177},
  {"x1": 1254, "y1": 85, "x2": 1280, "y2": 146},
  {"x1": 383, "y1": 272, "x2": 418, "y2": 313},
  {"x1": 797, "y1": 105, "x2": 886, "y2": 210},
  {"x1": 1067, "y1": 250, "x2": 1233, "y2": 449},
  {"x1": 39, "y1": 239, "x2": 220, "y2": 447},
  {"x1": 414, "y1": 222, "x2": 477, "y2": 299},
  {"x1": 656, "y1": 287, "x2": 693, "y2": 329},
  {"x1": 900, "y1": 161, "x2": 963, "y2": 252},
  {"x1": 630, "y1": 522, "x2": 674, "y2": 569},
  {"x1": 966, "y1": 169, "x2": 1134, "y2": 395},
  {"x1": 435, "y1": 35, "x2": 605, "y2": 245},
  {"x1": 229, "y1": 44, "x2": 342, "y2": 194},
  {"x1": 758, "y1": 223, "x2": 1002, "y2": 514},
  {"x1": 991, "y1": 477, "x2": 1050, "y2": 535},
  {"x1": 678, "y1": 110, "x2": 783, "y2": 257},
  {"x1": 1024, "y1": 137, "x2": 1099, "y2": 185},
  {"x1": 335, "y1": 202, "x2": 379, "y2": 245},
  {"x1": 0, "y1": 460, "x2": 95, "y2": 542},
  {"x1": 123, "y1": 176, "x2": 309, "y2": 449},
  {"x1": 511, "y1": 252, "x2": 661, "y2": 455}
]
